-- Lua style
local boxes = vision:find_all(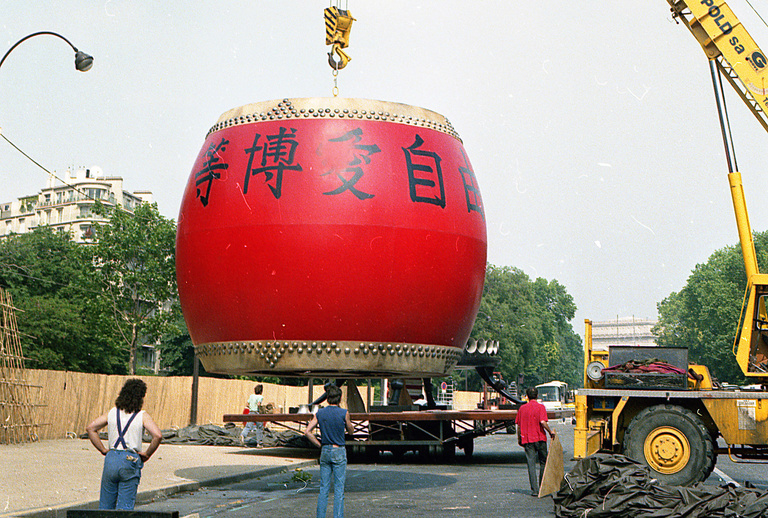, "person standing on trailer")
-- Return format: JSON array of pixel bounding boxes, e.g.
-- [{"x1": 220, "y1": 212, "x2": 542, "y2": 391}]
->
[
  {"x1": 86, "y1": 378, "x2": 163, "y2": 510},
  {"x1": 515, "y1": 386, "x2": 556, "y2": 497},
  {"x1": 240, "y1": 384, "x2": 265, "y2": 447},
  {"x1": 305, "y1": 384, "x2": 355, "y2": 518}
]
